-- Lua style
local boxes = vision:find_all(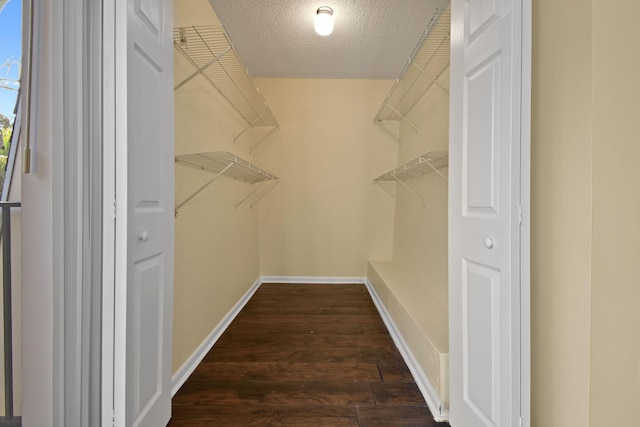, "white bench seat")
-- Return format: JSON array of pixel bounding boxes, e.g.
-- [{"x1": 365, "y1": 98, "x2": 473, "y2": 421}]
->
[{"x1": 367, "y1": 260, "x2": 449, "y2": 410}]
